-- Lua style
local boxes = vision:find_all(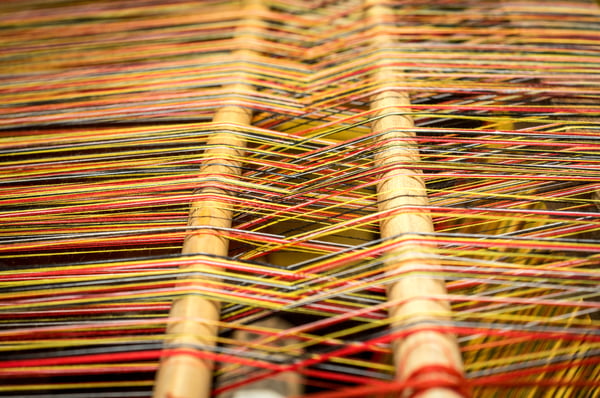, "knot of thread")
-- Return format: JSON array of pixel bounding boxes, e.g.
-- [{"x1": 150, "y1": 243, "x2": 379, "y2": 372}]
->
[{"x1": 405, "y1": 364, "x2": 471, "y2": 398}]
